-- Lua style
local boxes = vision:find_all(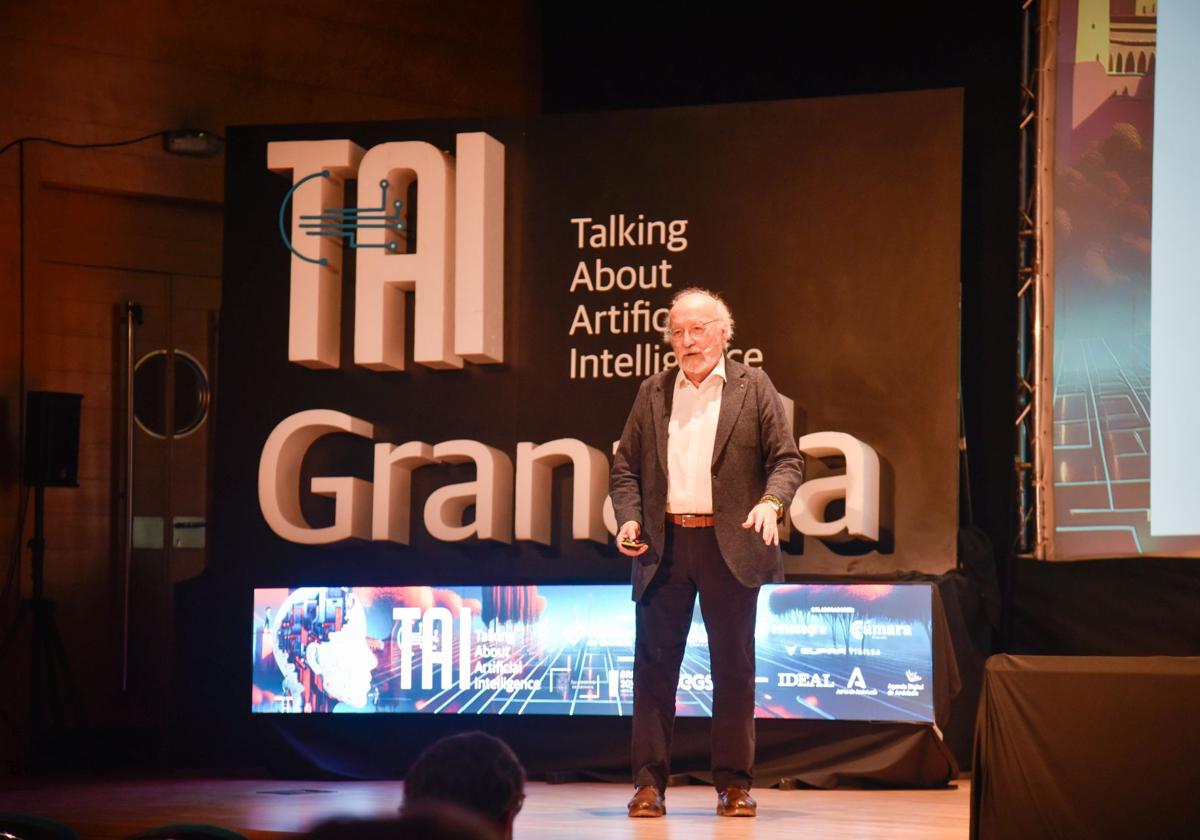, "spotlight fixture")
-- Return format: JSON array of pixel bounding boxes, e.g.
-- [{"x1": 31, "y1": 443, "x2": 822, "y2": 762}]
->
[{"x1": 163, "y1": 129, "x2": 225, "y2": 158}]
